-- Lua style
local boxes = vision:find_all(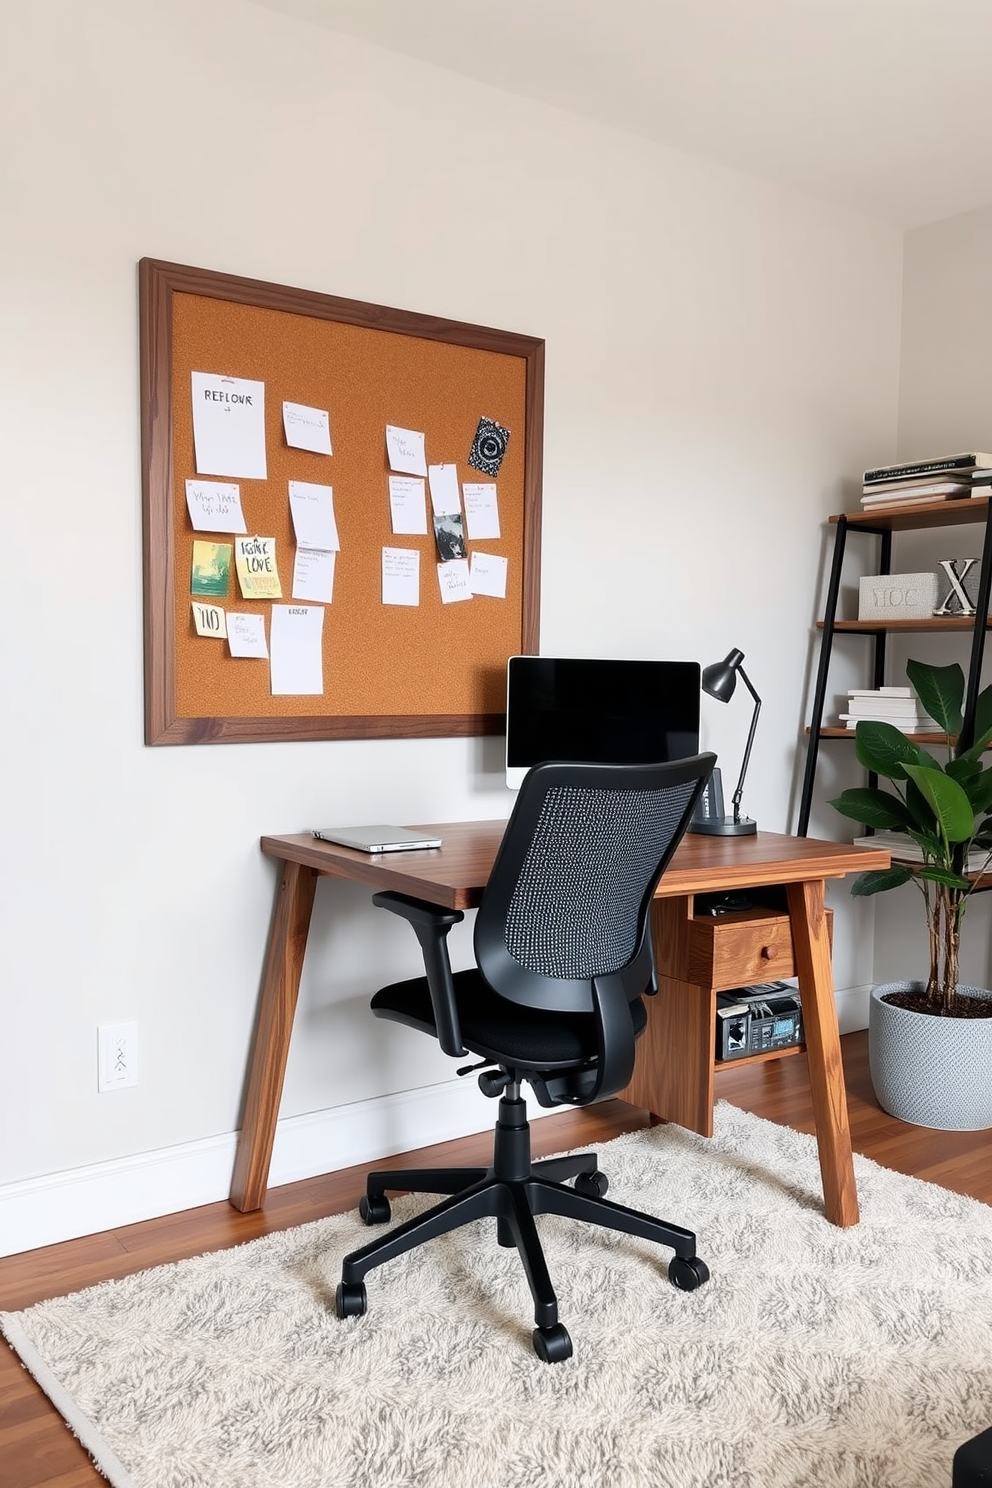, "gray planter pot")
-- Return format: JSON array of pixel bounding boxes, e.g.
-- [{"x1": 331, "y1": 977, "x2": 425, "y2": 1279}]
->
[{"x1": 868, "y1": 981, "x2": 992, "y2": 1131}]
